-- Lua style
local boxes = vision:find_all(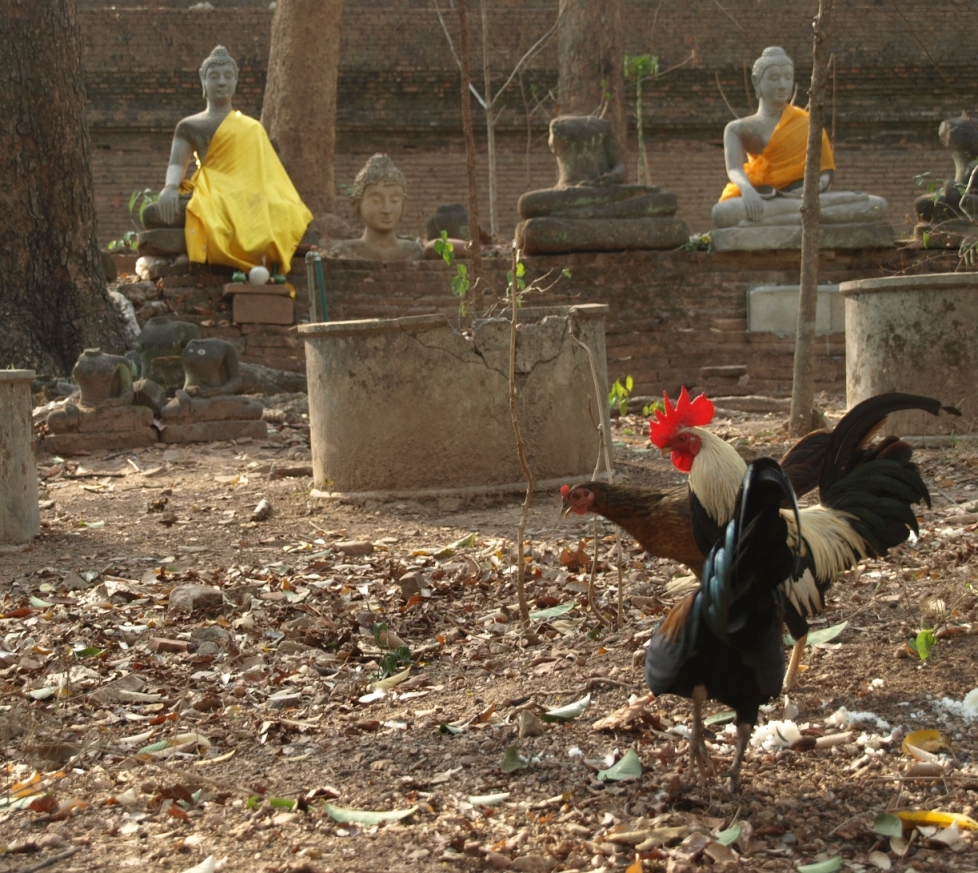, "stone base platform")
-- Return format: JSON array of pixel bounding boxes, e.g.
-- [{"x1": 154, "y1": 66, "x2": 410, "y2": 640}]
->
[
  {"x1": 913, "y1": 221, "x2": 978, "y2": 249},
  {"x1": 515, "y1": 216, "x2": 689, "y2": 255},
  {"x1": 159, "y1": 419, "x2": 268, "y2": 443},
  {"x1": 711, "y1": 221, "x2": 894, "y2": 252},
  {"x1": 44, "y1": 427, "x2": 158, "y2": 455},
  {"x1": 225, "y1": 283, "x2": 295, "y2": 325},
  {"x1": 137, "y1": 228, "x2": 187, "y2": 257}
]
